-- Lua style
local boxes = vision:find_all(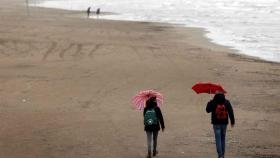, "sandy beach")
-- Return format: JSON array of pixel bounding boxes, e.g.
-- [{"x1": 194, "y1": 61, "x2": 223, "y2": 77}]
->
[{"x1": 0, "y1": 0, "x2": 280, "y2": 157}]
